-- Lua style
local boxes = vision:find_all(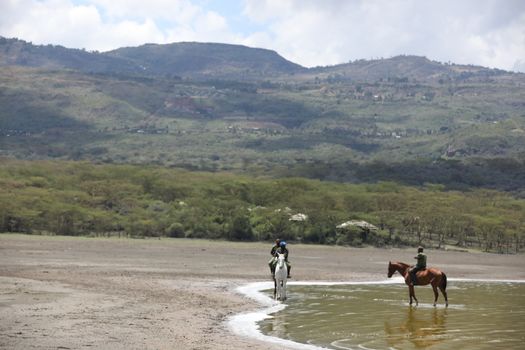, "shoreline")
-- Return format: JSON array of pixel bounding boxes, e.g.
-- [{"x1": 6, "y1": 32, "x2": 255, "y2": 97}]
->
[
  {"x1": 229, "y1": 278, "x2": 525, "y2": 350},
  {"x1": 1, "y1": 234, "x2": 524, "y2": 350}
]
